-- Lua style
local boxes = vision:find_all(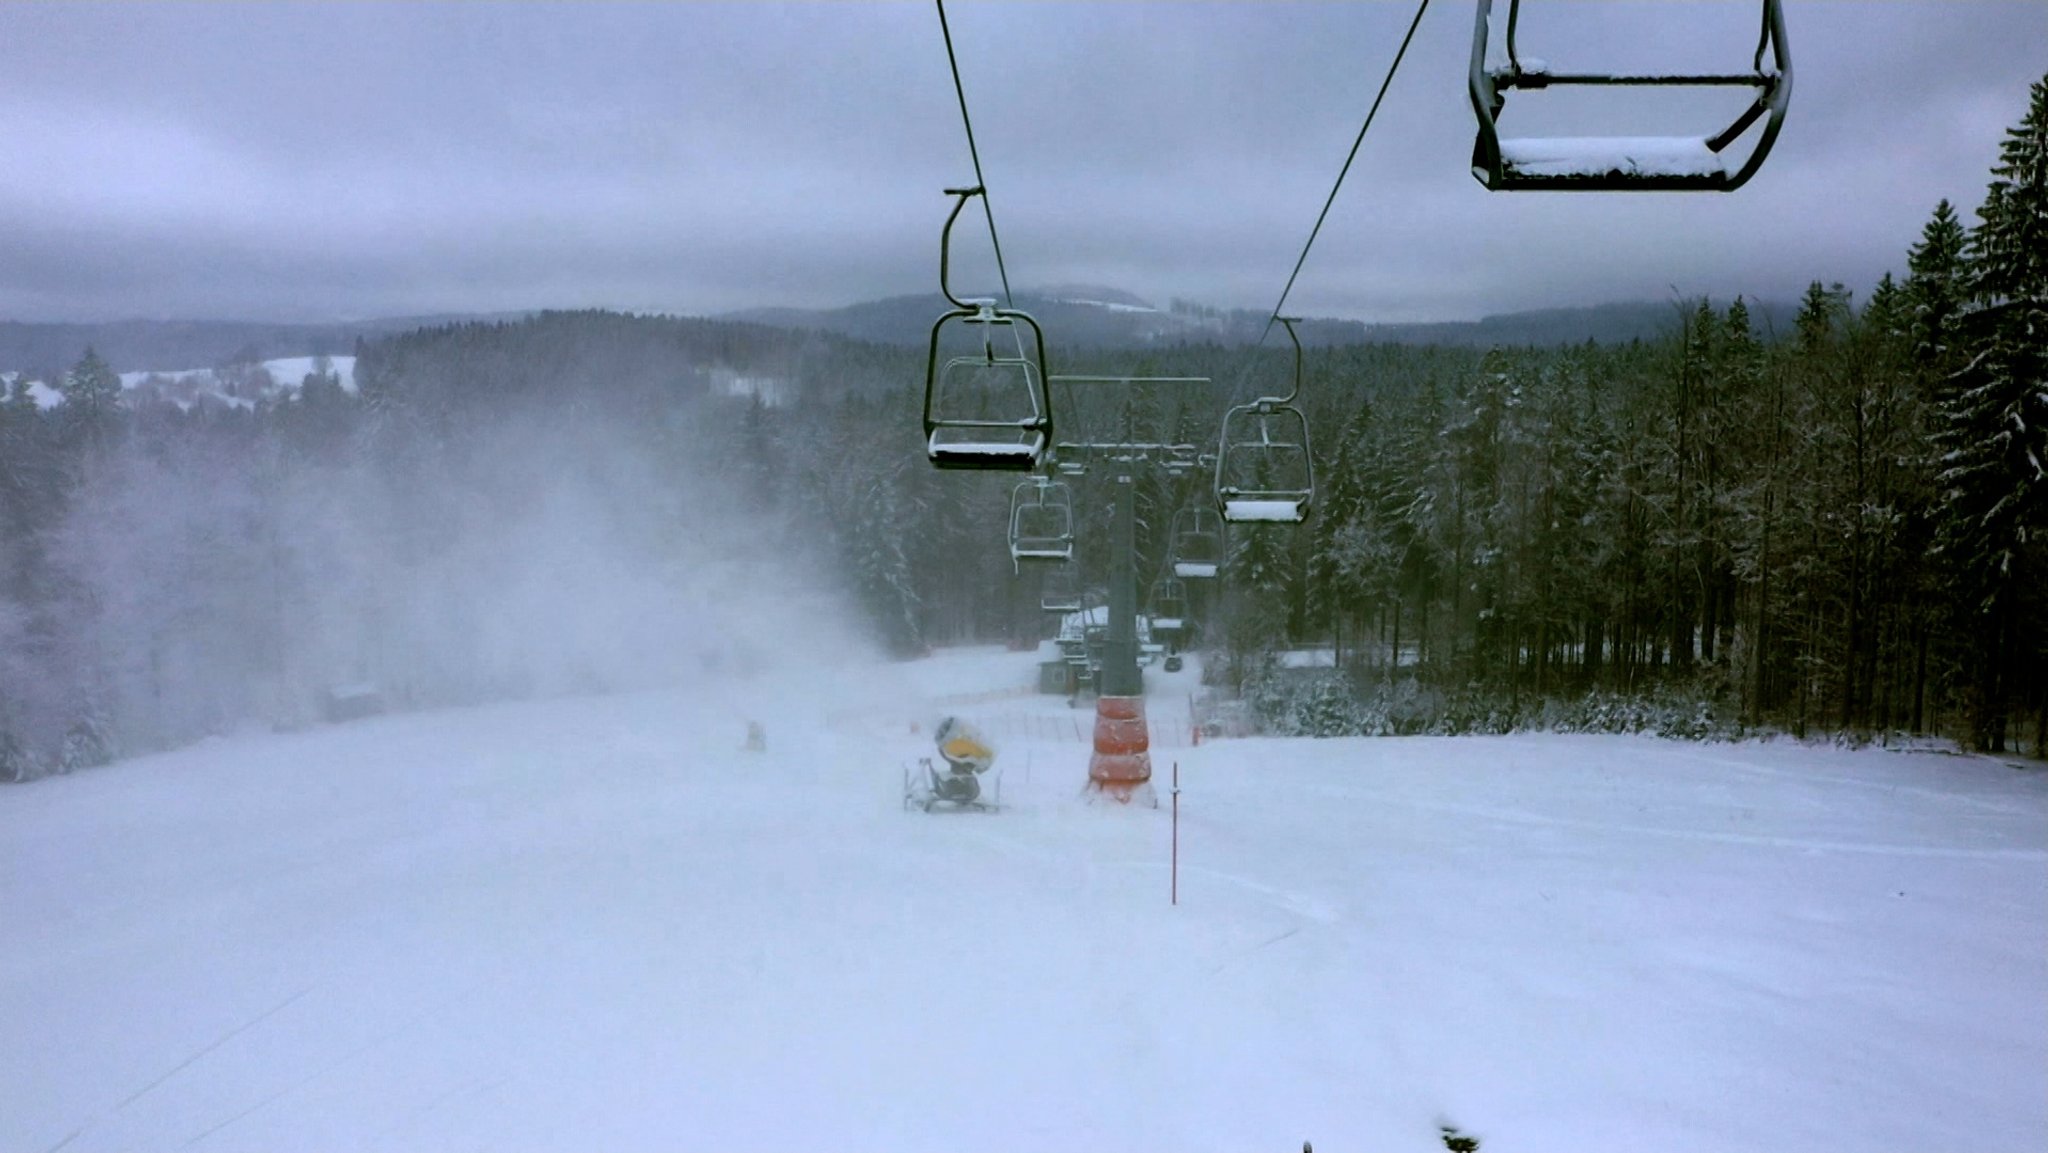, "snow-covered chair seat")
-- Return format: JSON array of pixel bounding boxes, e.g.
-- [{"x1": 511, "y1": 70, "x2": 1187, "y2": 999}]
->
[{"x1": 1493, "y1": 135, "x2": 1732, "y2": 189}]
